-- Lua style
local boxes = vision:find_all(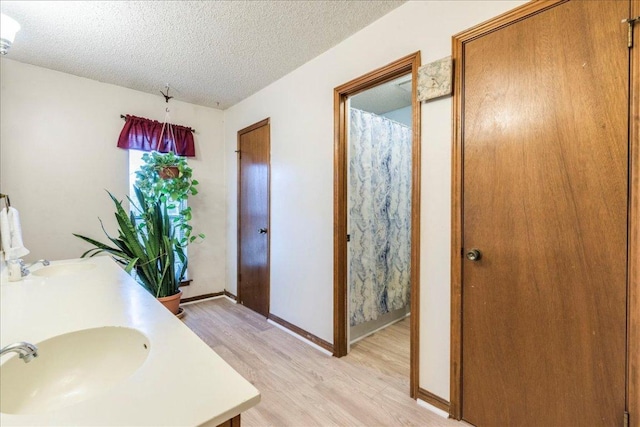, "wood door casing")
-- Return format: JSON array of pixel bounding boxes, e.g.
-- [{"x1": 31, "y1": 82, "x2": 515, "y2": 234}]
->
[
  {"x1": 629, "y1": 0, "x2": 640, "y2": 418},
  {"x1": 333, "y1": 52, "x2": 422, "y2": 398},
  {"x1": 459, "y1": 1, "x2": 629, "y2": 425},
  {"x1": 238, "y1": 119, "x2": 270, "y2": 318}
]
